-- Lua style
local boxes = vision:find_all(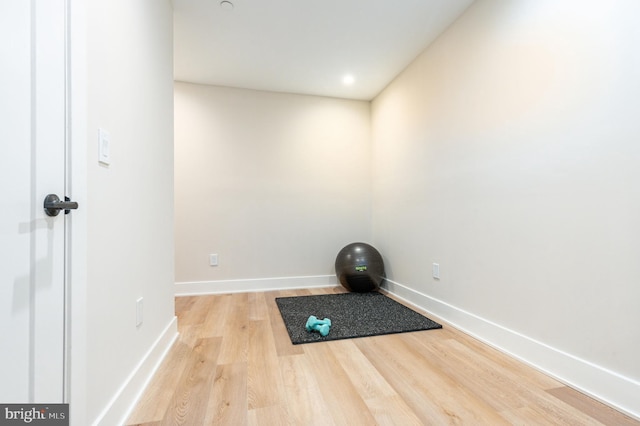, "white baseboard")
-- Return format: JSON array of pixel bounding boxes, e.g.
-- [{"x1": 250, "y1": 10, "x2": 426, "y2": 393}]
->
[
  {"x1": 175, "y1": 275, "x2": 339, "y2": 296},
  {"x1": 92, "y1": 316, "x2": 179, "y2": 426},
  {"x1": 381, "y1": 279, "x2": 640, "y2": 421}
]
